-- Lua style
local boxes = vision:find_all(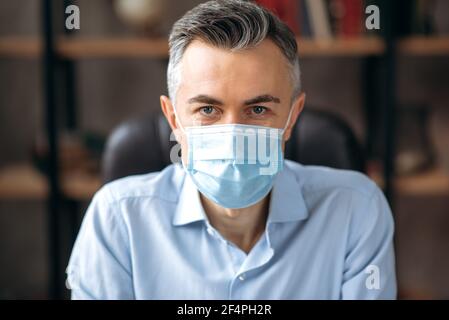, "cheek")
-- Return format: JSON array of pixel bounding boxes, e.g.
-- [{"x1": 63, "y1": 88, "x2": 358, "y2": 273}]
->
[
  {"x1": 172, "y1": 127, "x2": 189, "y2": 165},
  {"x1": 180, "y1": 133, "x2": 189, "y2": 165}
]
